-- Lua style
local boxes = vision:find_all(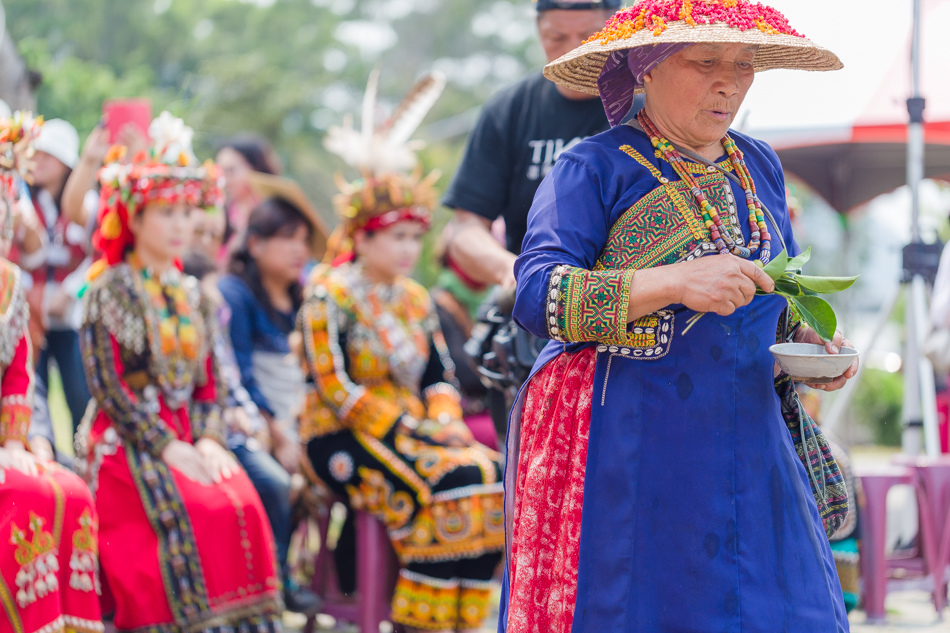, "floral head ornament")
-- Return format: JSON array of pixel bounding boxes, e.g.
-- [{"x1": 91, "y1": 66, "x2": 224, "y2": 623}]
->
[
  {"x1": 91, "y1": 111, "x2": 221, "y2": 278},
  {"x1": 0, "y1": 112, "x2": 42, "y2": 240}
]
